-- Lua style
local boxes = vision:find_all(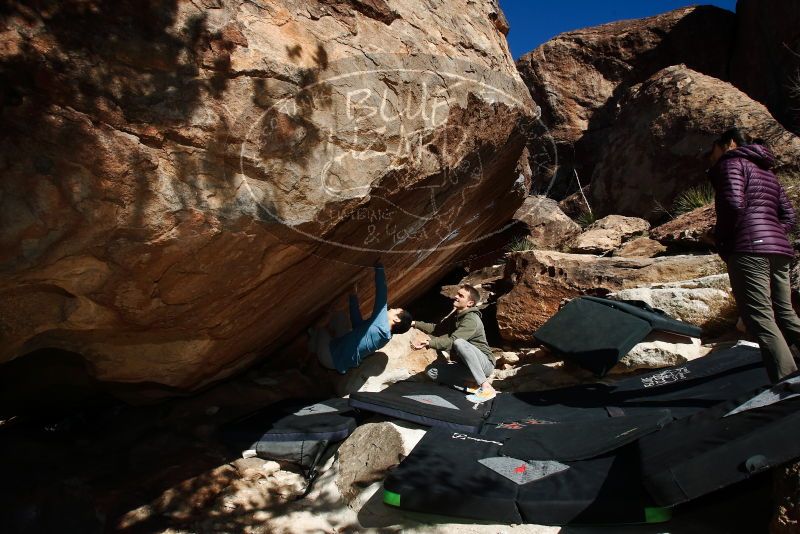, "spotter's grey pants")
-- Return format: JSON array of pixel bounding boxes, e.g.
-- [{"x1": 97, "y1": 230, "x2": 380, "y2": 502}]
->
[
  {"x1": 451, "y1": 338, "x2": 495, "y2": 385},
  {"x1": 727, "y1": 253, "x2": 800, "y2": 383}
]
